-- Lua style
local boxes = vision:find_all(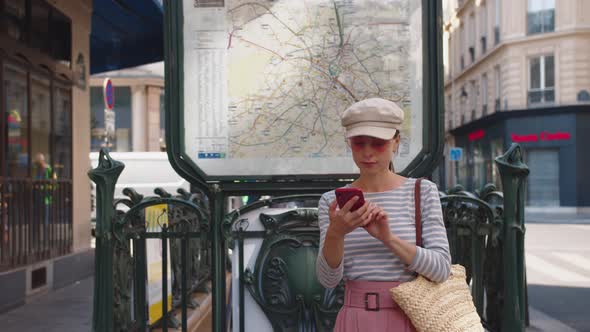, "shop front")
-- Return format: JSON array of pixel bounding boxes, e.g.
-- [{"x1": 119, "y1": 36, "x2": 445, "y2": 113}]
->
[
  {"x1": 0, "y1": 0, "x2": 94, "y2": 313},
  {"x1": 450, "y1": 105, "x2": 590, "y2": 207},
  {"x1": 1, "y1": 0, "x2": 165, "y2": 313}
]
